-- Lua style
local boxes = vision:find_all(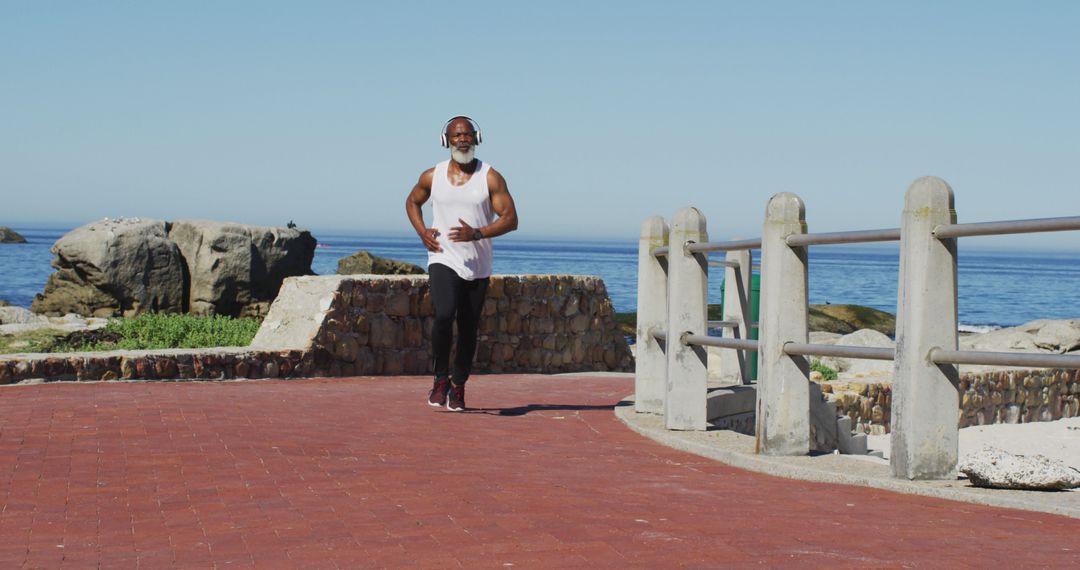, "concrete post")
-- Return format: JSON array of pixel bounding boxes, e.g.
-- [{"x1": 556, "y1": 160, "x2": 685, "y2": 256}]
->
[
  {"x1": 719, "y1": 249, "x2": 752, "y2": 384},
  {"x1": 635, "y1": 216, "x2": 670, "y2": 414},
  {"x1": 665, "y1": 207, "x2": 709, "y2": 430},
  {"x1": 891, "y1": 177, "x2": 959, "y2": 480},
  {"x1": 755, "y1": 193, "x2": 810, "y2": 455}
]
